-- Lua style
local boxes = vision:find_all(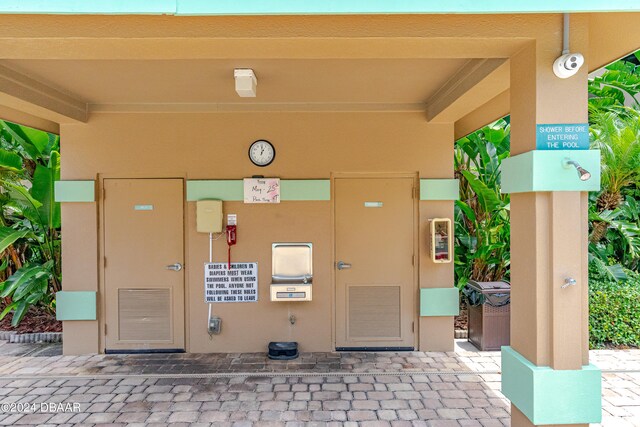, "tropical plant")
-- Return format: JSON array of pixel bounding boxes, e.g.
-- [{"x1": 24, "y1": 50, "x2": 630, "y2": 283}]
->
[
  {"x1": 589, "y1": 109, "x2": 640, "y2": 213},
  {"x1": 588, "y1": 198, "x2": 640, "y2": 280},
  {"x1": 586, "y1": 109, "x2": 640, "y2": 279},
  {"x1": 454, "y1": 118, "x2": 511, "y2": 290},
  {"x1": 588, "y1": 54, "x2": 640, "y2": 112},
  {"x1": 0, "y1": 120, "x2": 60, "y2": 326}
]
